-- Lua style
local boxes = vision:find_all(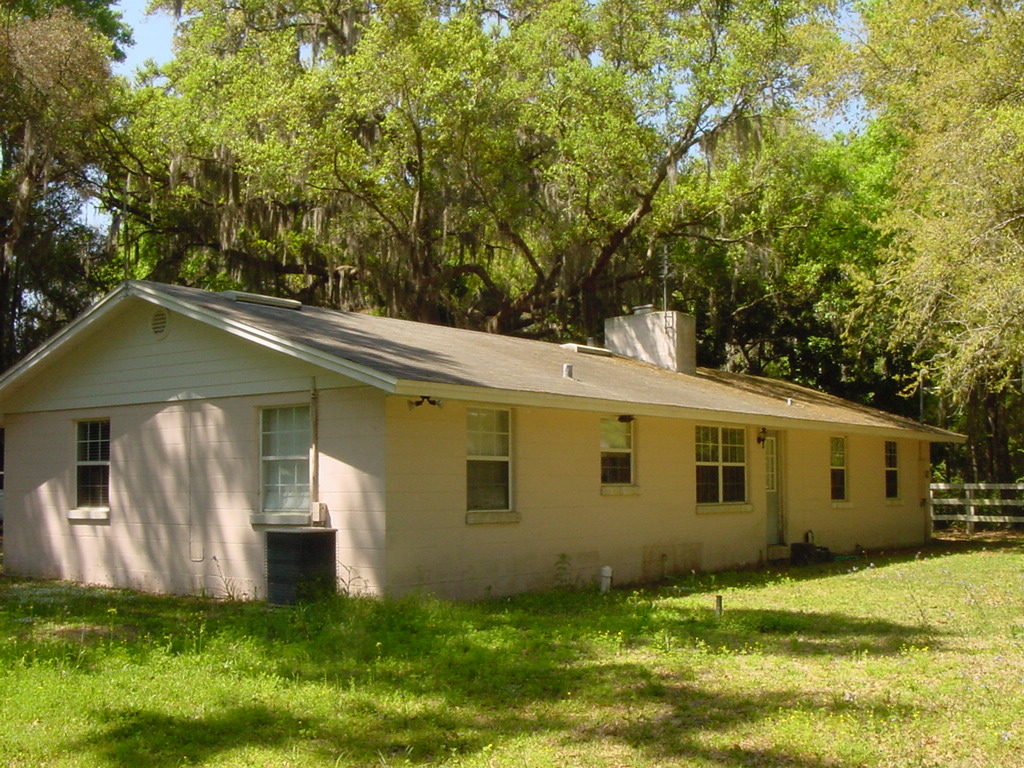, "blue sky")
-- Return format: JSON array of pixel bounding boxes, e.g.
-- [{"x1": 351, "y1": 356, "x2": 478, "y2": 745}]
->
[{"x1": 115, "y1": 0, "x2": 176, "y2": 75}]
